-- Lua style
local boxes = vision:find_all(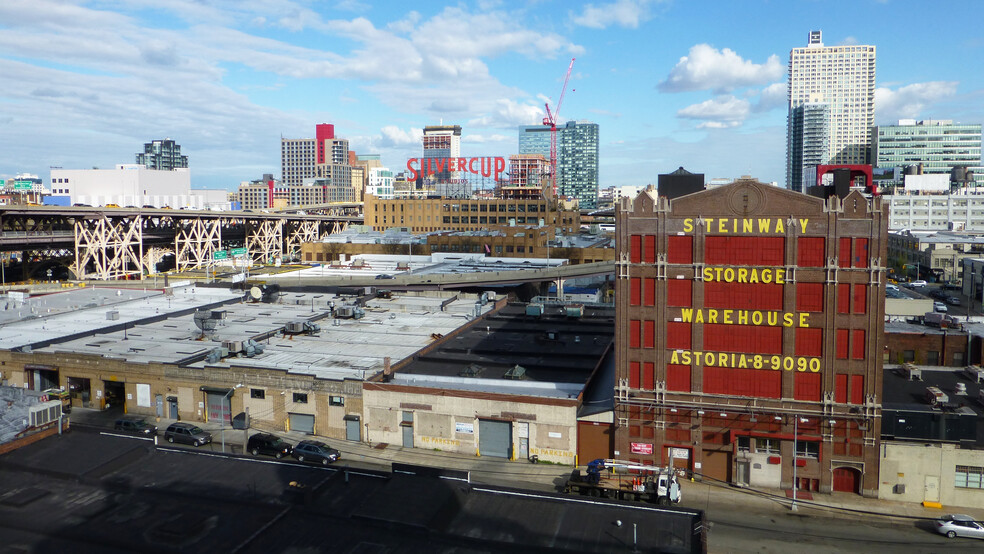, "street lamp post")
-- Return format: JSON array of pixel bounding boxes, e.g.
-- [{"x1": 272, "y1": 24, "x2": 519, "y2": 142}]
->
[{"x1": 221, "y1": 384, "x2": 243, "y2": 453}]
